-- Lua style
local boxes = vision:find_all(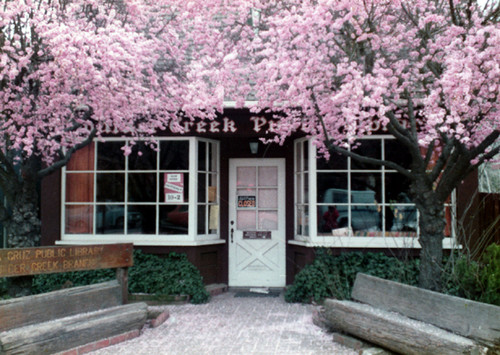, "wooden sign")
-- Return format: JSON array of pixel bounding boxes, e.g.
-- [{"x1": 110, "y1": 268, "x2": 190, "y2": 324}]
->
[{"x1": 0, "y1": 244, "x2": 133, "y2": 278}]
